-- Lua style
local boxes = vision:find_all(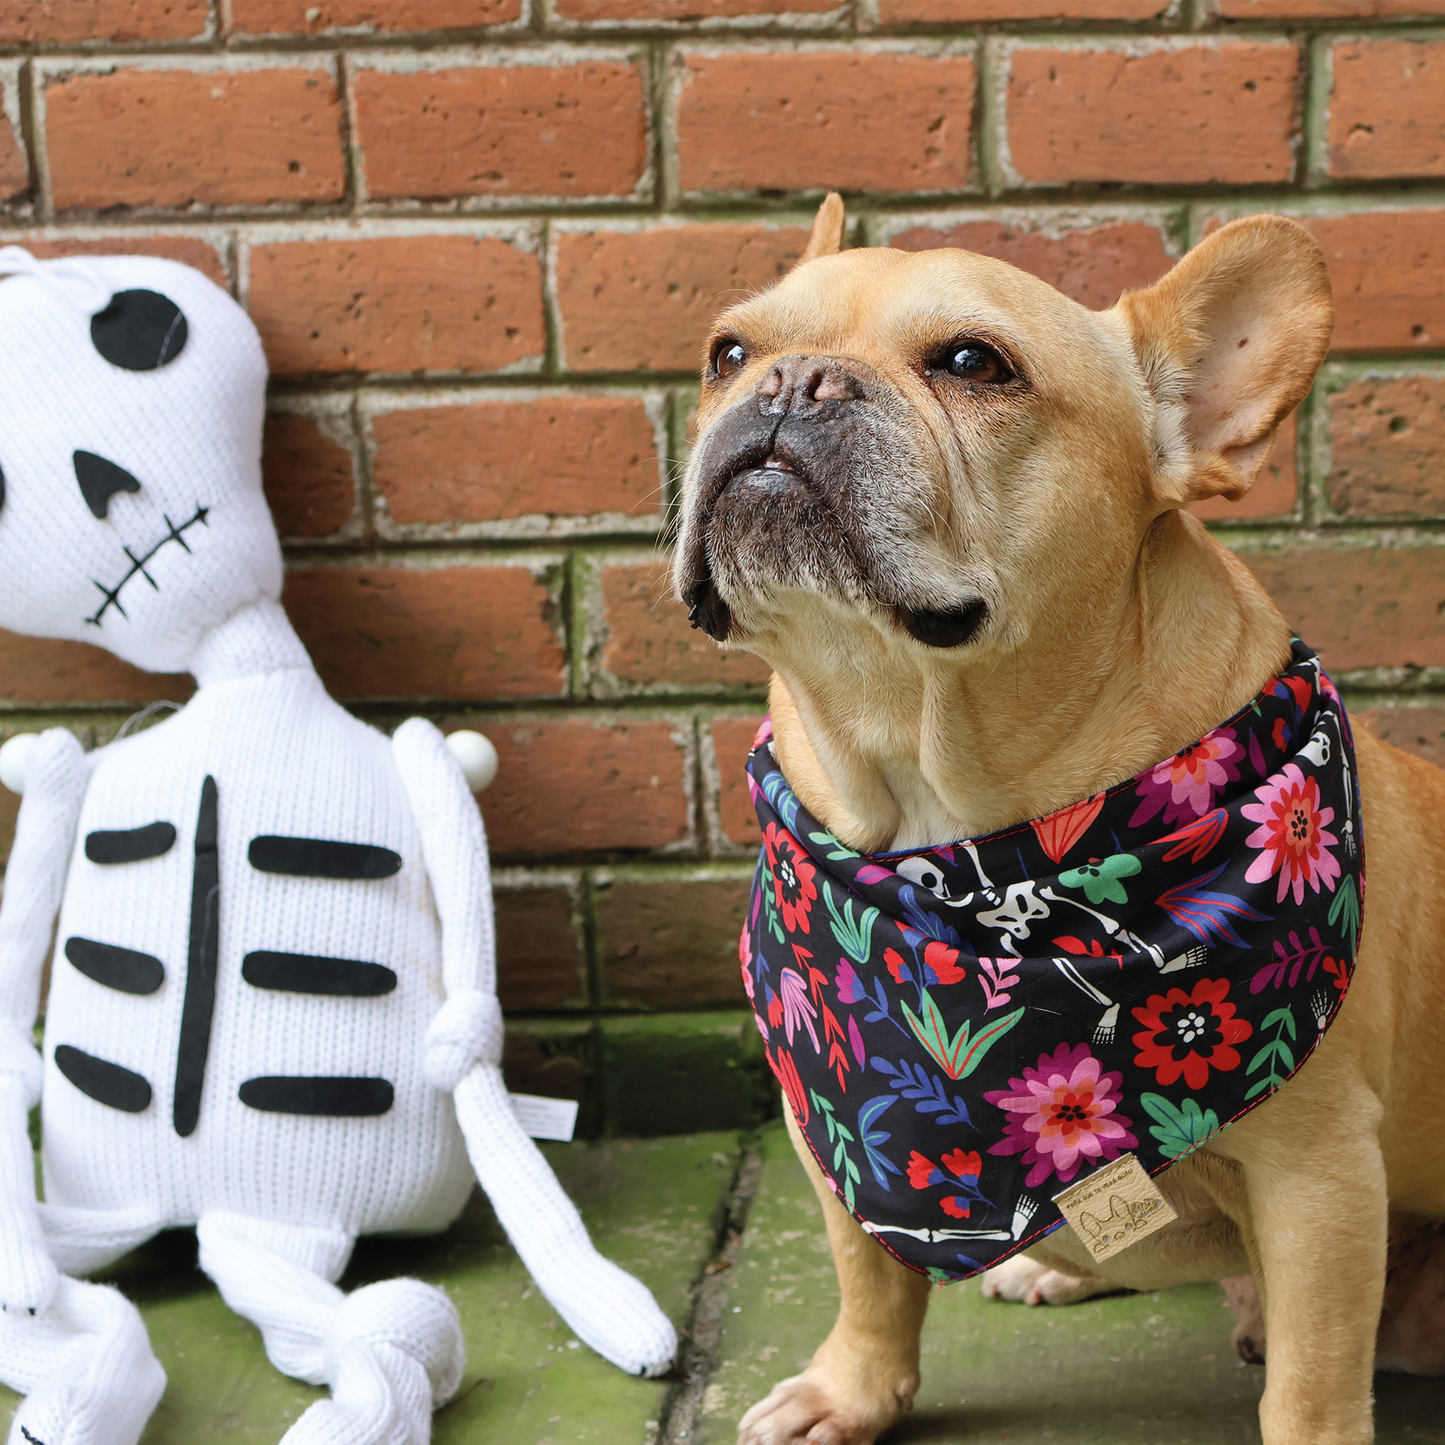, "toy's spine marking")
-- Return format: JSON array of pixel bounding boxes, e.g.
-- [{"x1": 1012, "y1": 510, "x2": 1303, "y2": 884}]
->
[
  {"x1": 63, "y1": 937, "x2": 164, "y2": 995},
  {"x1": 247, "y1": 836, "x2": 402, "y2": 881},
  {"x1": 85, "y1": 821, "x2": 176, "y2": 864},
  {"x1": 174, "y1": 775, "x2": 219, "y2": 1139},
  {"x1": 241, "y1": 952, "x2": 397, "y2": 997},
  {"x1": 238, "y1": 1076, "x2": 394, "y2": 1117},
  {"x1": 54, "y1": 1043, "x2": 152, "y2": 1114}
]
